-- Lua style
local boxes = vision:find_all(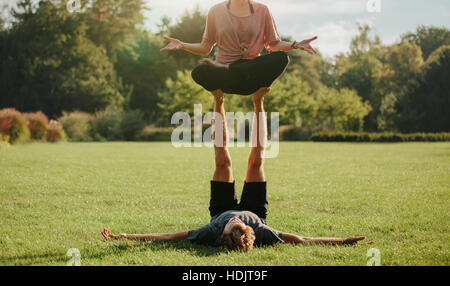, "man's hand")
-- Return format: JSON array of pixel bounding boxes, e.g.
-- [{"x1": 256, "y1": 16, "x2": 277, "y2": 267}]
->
[
  {"x1": 344, "y1": 236, "x2": 369, "y2": 245},
  {"x1": 160, "y1": 35, "x2": 184, "y2": 52},
  {"x1": 102, "y1": 228, "x2": 126, "y2": 240},
  {"x1": 295, "y1": 36, "x2": 318, "y2": 55}
]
